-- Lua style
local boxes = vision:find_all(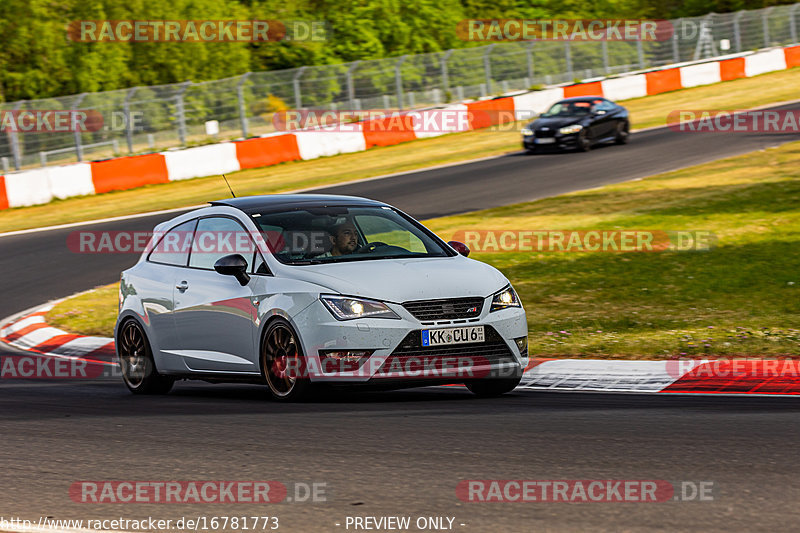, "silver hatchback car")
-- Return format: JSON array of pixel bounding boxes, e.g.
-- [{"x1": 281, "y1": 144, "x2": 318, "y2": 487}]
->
[{"x1": 116, "y1": 194, "x2": 528, "y2": 401}]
